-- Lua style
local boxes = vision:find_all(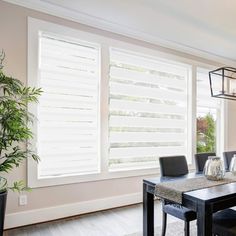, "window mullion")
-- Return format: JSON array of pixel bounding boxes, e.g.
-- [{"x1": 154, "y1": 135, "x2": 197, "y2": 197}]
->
[
  {"x1": 100, "y1": 43, "x2": 110, "y2": 174},
  {"x1": 190, "y1": 65, "x2": 197, "y2": 164}
]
